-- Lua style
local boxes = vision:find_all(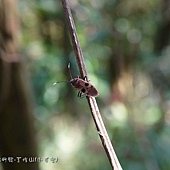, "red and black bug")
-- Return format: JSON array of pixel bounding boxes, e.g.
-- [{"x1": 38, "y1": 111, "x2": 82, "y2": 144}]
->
[{"x1": 53, "y1": 63, "x2": 99, "y2": 98}]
